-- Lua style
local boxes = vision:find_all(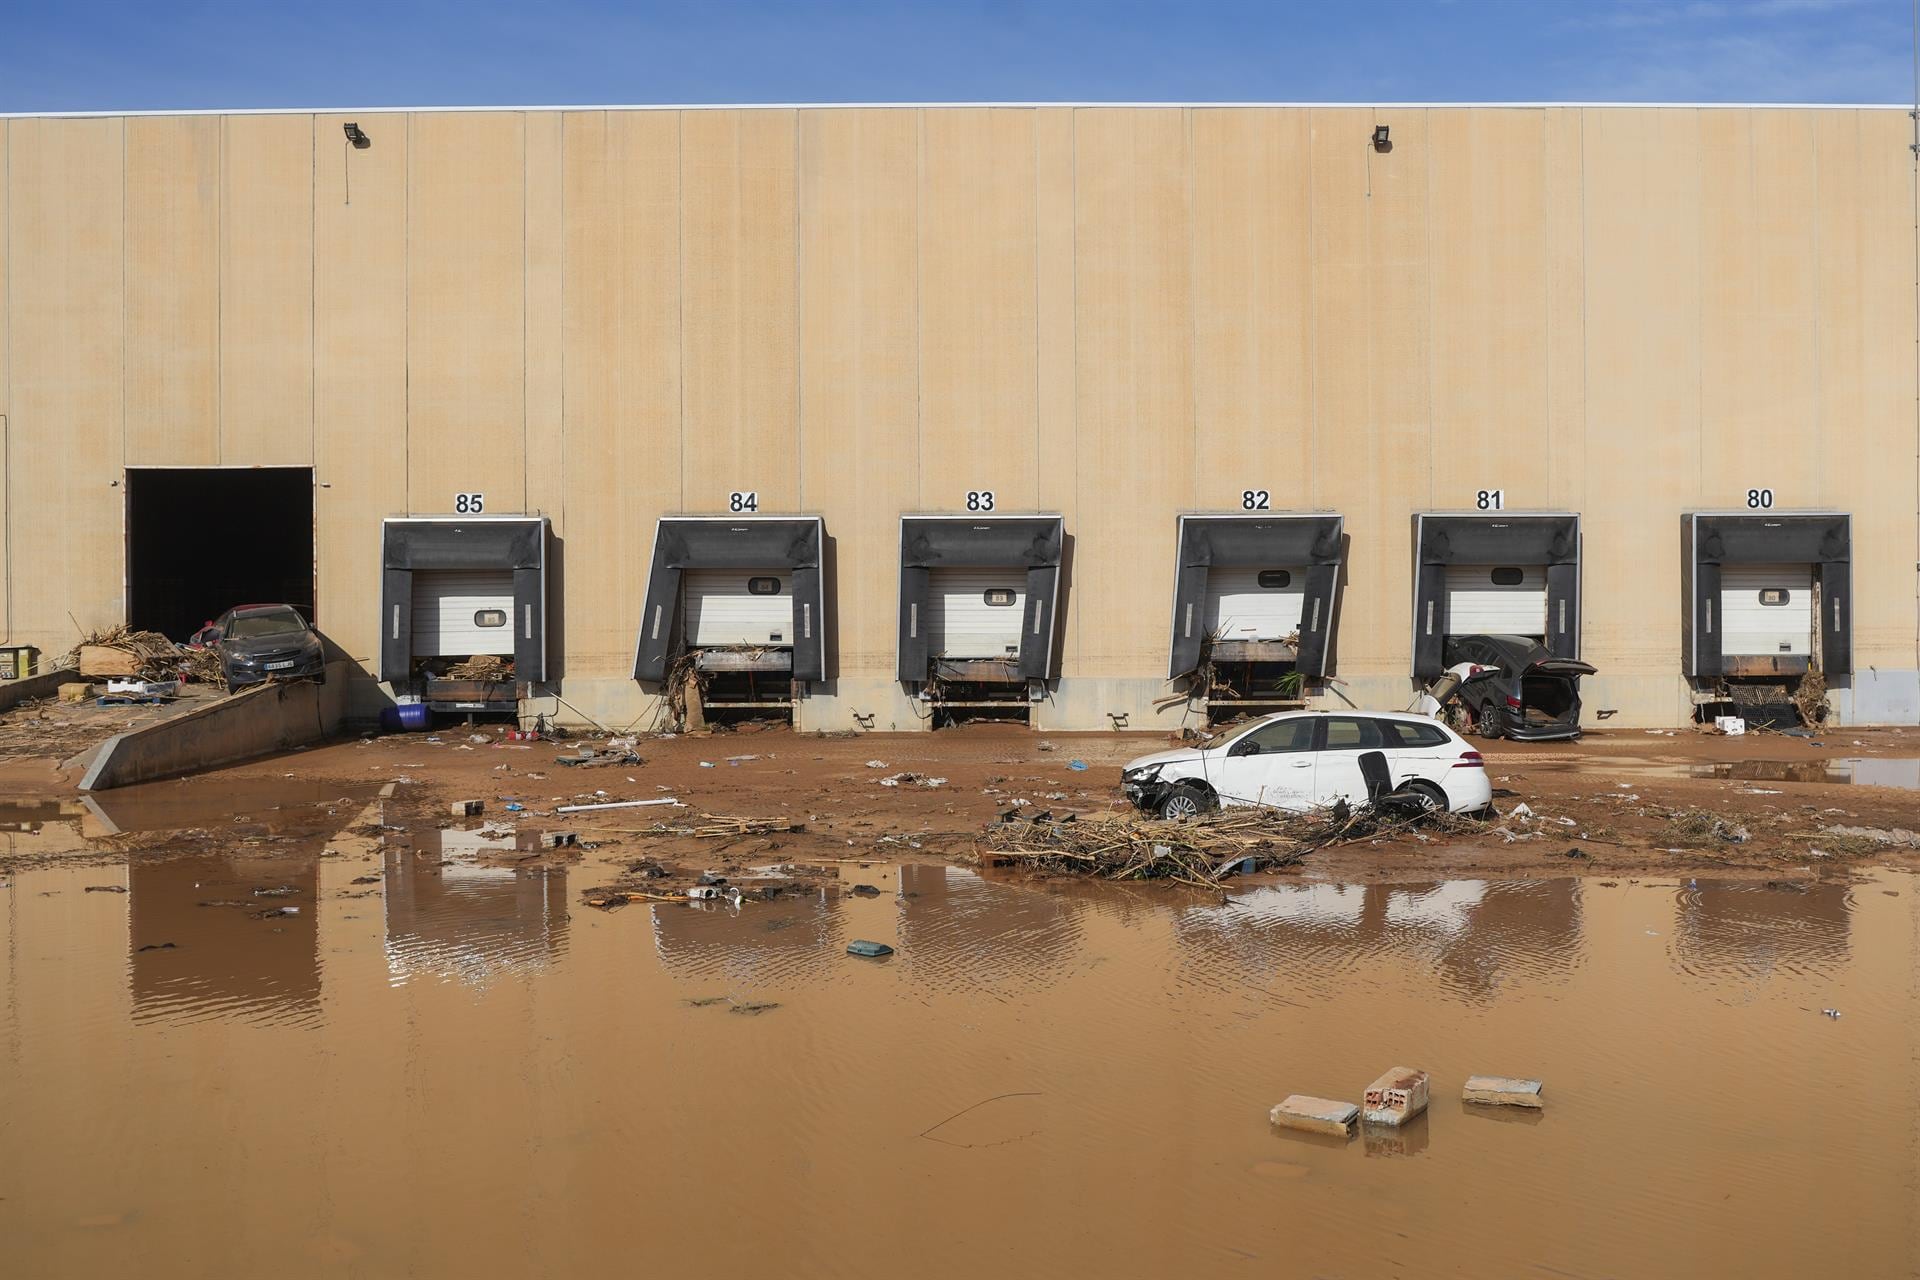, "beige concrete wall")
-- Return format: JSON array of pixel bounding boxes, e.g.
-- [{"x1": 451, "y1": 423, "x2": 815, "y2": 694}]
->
[{"x1": 1, "y1": 106, "x2": 1915, "y2": 728}]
